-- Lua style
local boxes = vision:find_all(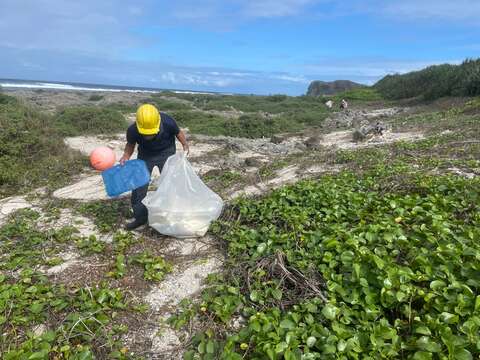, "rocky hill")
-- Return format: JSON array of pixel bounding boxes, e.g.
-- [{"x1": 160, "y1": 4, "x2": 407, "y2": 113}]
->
[{"x1": 306, "y1": 80, "x2": 364, "y2": 96}]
